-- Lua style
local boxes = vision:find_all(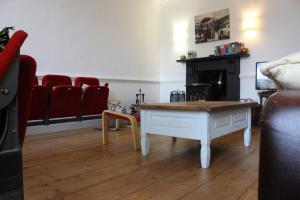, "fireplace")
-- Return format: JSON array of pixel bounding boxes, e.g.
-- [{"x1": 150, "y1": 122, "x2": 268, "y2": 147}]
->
[
  {"x1": 186, "y1": 70, "x2": 226, "y2": 101},
  {"x1": 178, "y1": 54, "x2": 249, "y2": 101}
]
